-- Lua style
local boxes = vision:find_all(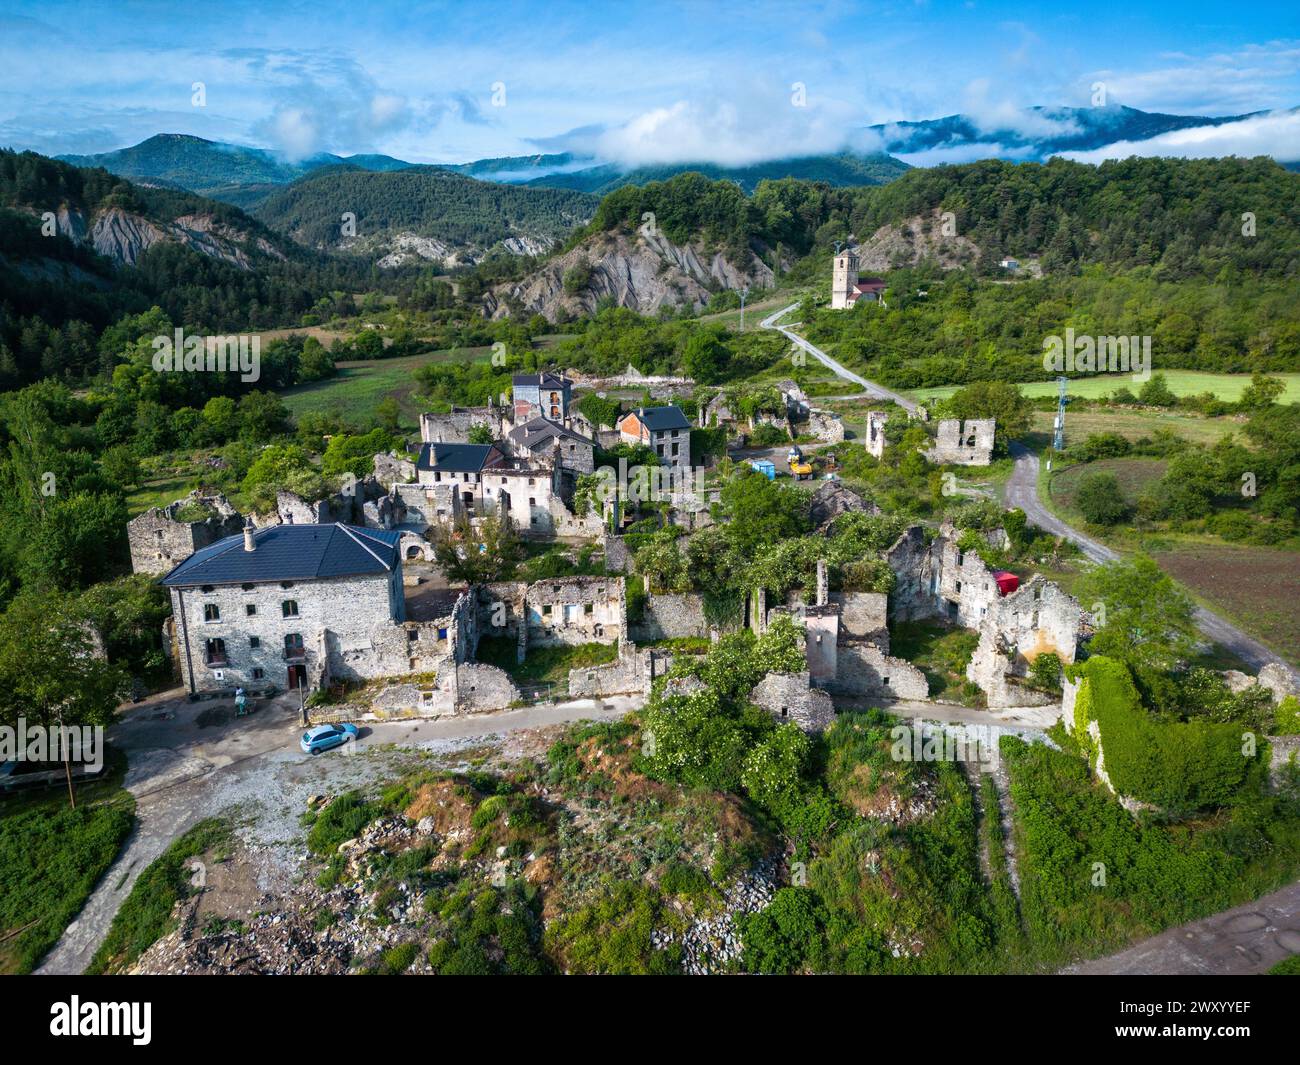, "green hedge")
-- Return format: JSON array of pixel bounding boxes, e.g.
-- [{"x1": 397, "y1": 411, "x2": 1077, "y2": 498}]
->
[{"x1": 1071, "y1": 656, "x2": 1267, "y2": 812}]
